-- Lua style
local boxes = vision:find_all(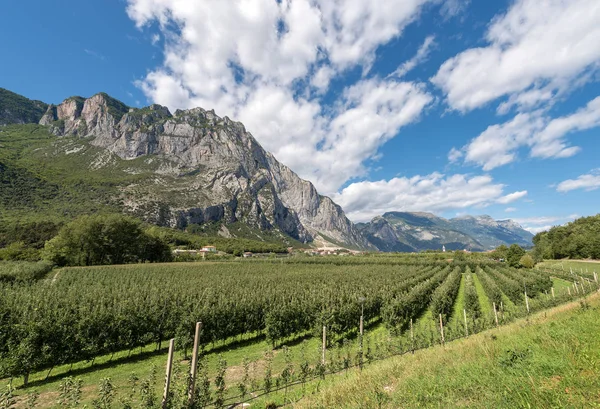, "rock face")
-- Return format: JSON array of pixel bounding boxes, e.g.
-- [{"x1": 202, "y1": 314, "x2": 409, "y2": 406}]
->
[
  {"x1": 358, "y1": 212, "x2": 533, "y2": 252},
  {"x1": 39, "y1": 93, "x2": 371, "y2": 249}
]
